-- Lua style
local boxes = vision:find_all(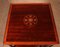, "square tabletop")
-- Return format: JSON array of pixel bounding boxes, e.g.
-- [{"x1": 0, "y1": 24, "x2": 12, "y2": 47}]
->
[{"x1": 4, "y1": 3, "x2": 59, "y2": 45}]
